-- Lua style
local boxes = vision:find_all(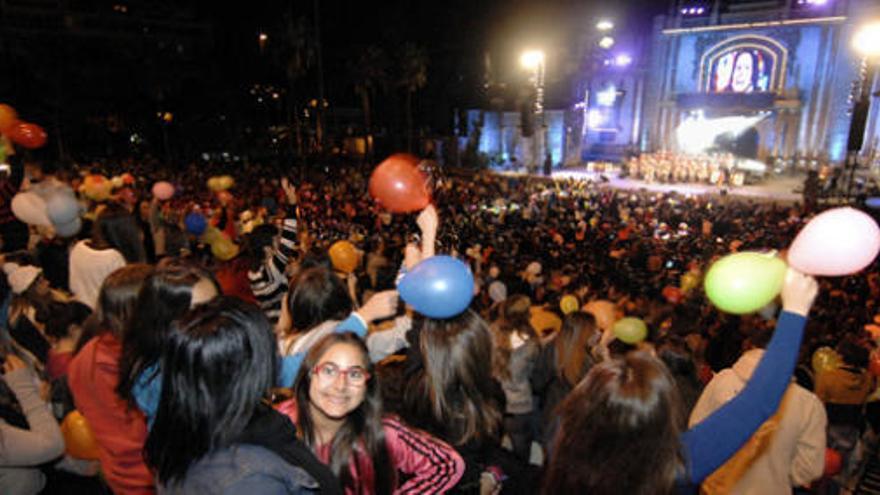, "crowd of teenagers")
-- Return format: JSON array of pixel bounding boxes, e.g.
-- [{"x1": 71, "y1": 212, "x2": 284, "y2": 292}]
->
[{"x1": 0, "y1": 151, "x2": 879, "y2": 495}]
